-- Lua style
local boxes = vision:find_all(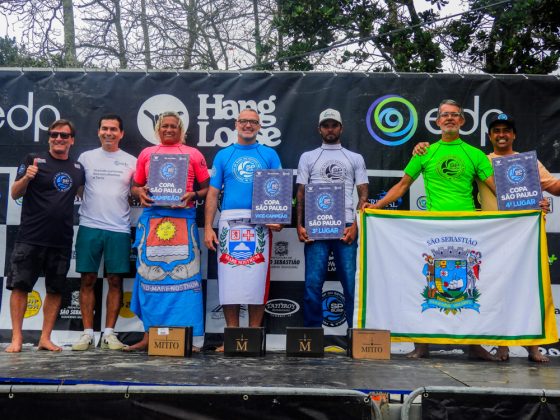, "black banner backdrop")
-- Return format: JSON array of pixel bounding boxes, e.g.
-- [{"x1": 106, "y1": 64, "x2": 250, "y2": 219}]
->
[{"x1": 1, "y1": 70, "x2": 560, "y2": 351}]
